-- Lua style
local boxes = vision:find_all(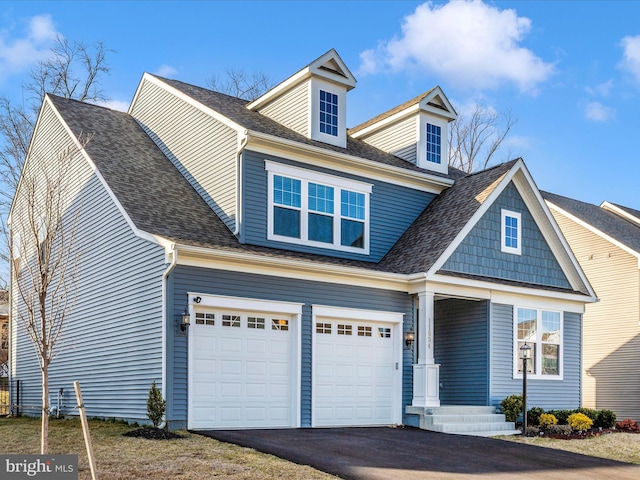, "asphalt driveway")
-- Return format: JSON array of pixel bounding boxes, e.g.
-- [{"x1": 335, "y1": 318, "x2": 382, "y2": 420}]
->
[{"x1": 199, "y1": 427, "x2": 640, "y2": 479}]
